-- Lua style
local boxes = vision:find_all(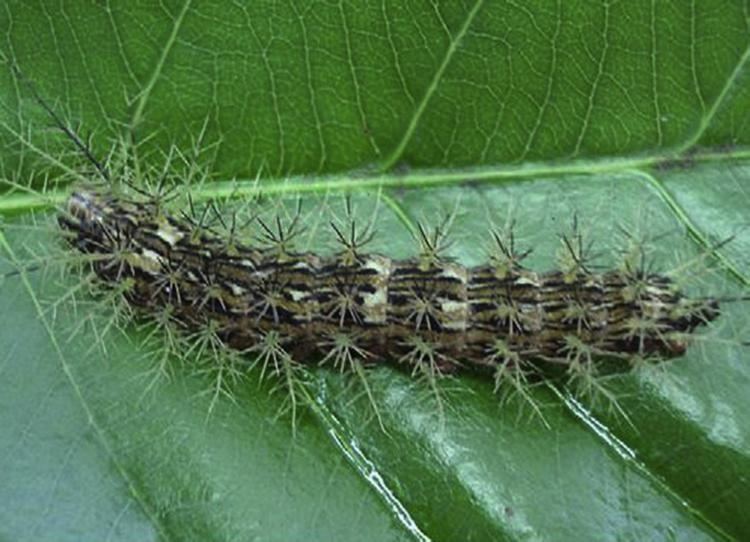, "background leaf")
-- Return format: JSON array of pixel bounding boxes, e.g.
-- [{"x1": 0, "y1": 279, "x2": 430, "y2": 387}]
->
[{"x1": 1, "y1": 1, "x2": 749, "y2": 541}]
